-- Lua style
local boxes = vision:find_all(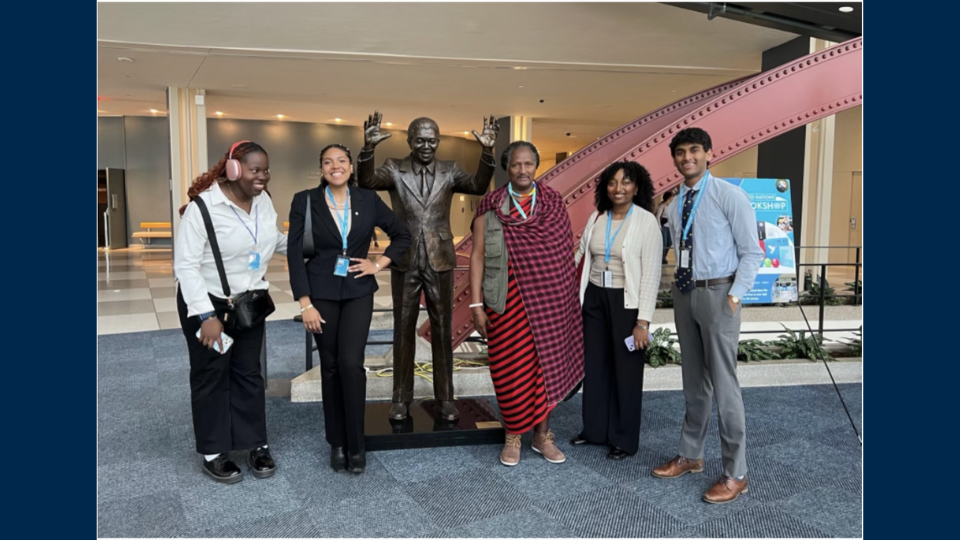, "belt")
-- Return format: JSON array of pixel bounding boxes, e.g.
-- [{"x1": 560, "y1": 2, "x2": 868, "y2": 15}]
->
[{"x1": 693, "y1": 275, "x2": 736, "y2": 288}]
